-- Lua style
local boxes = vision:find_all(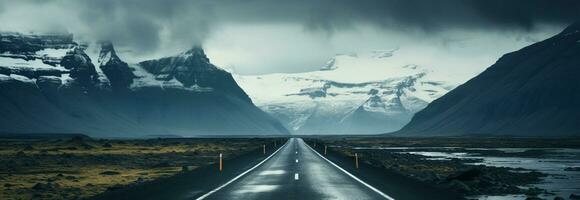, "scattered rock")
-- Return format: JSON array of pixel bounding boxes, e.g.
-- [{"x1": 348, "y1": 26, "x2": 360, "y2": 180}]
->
[
  {"x1": 525, "y1": 197, "x2": 542, "y2": 200},
  {"x1": 564, "y1": 167, "x2": 580, "y2": 171},
  {"x1": 525, "y1": 187, "x2": 544, "y2": 196},
  {"x1": 106, "y1": 184, "x2": 123, "y2": 191},
  {"x1": 99, "y1": 171, "x2": 120, "y2": 175},
  {"x1": 80, "y1": 143, "x2": 94, "y2": 150},
  {"x1": 23, "y1": 144, "x2": 34, "y2": 151},
  {"x1": 70, "y1": 136, "x2": 86, "y2": 142},
  {"x1": 135, "y1": 177, "x2": 145, "y2": 184},
  {"x1": 32, "y1": 182, "x2": 59, "y2": 191},
  {"x1": 448, "y1": 180, "x2": 471, "y2": 192},
  {"x1": 152, "y1": 162, "x2": 171, "y2": 168},
  {"x1": 447, "y1": 168, "x2": 481, "y2": 181},
  {"x1": 46, "y1": 177, "x2": 57, "y2": 182},
  {"x1": 101, "y1": 143, "x2": 113, "y2": 148},
  {"x1": 15, "y1": 151, "x2": 25, "y2": 156},
  {"x1": 182, "y1": 165, "x2": 196, "y2": 171}
]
